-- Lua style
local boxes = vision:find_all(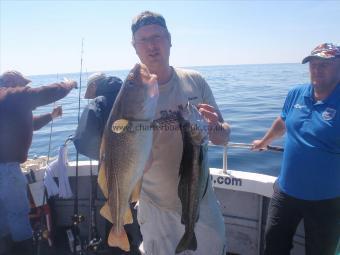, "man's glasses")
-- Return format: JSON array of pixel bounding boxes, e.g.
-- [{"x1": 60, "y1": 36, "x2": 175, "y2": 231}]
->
[{"x1": 134, "y1": 34, "x2": 167, "y2": 46}]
